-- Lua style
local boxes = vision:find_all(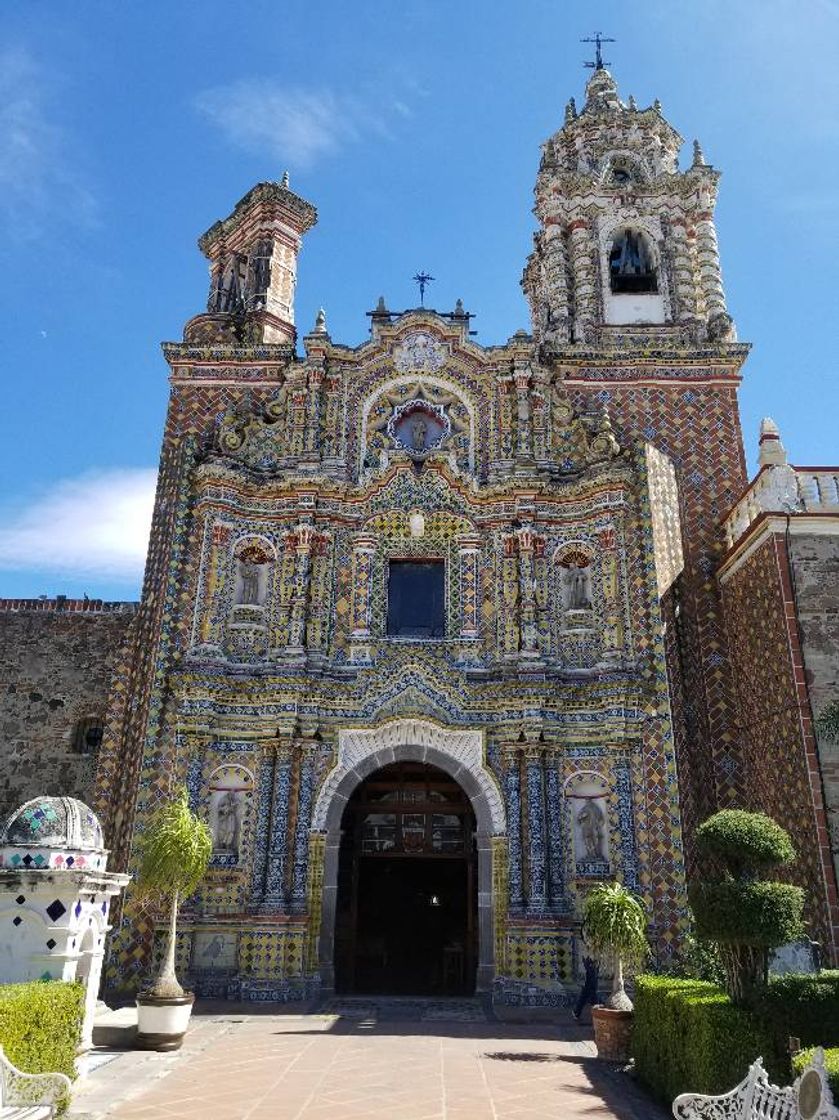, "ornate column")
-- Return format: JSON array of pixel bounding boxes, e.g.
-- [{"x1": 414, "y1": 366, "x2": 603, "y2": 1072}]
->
[
  {"x1": 304, "y1": 533, "x2": 330, "y2": 660},
  {"x1": 193, "y1": 521, "x2": 233, "y2": 653},
  {"x1": 500, "y1": 535, "x2": 520, "y2": 657},
  {"x1": 290, "y1": 741, "x2": 316, "y2": 911},
  {"x1": 349, "y1": 533, "x2": 377, "y2": 662},
  {"x1": 288, "y1": 372, "x2": 308, "y2": 457},
  {"x1": 304, "y1": 366, "x2": 324, "y2": 455},
  {"x1": 496, "y1": 375, "x2": 514, "y2": 461},
  {"x1": 530, "y1": 365, "x2": 550, "y2": 462},
  {"x1": 248, "y1": 739, "x2": 278, "y2": 910},
  {"x1": 543, "y1": 752, "x2": 567, "y2": 910},
  {"x1": 501, "y1": 745, "x2": 524, "y2": 910},
  {"x1": 568, "y1": 218, "x2": 596, "y2": 343},
  {"x1": 286, "y1": 524, "x2": 314, "y2": 655},
  {"x1": 259, "y1": 740, "x2": 294, "y2": 912},
  {"x1": 669, "y1": 218, "x2": 698, "y2": 325},
  {"x1": 516, "y1": 527, "x2": 541, "y2": 660},
  {"x1": 542, "y1": 225, "x2": 571, "y2": 343},
  {"x1": 512, "y1": 360, "x2": 533, "y2": 461},
  {"x1": 694, "y1": 206, "x2": 728, "y2": 328},
  {"x1": 457, "y1": 535, "x2": 482, "y2": 639},
  {"x1": 524, "y1": 746, "x2": 547, "y2": 912},
  {"x1": 599, "y1": 524, "x2": 624, "y2": 663},
  {"x1": 322, "y1": 368, "x2": 344, "y2": 463}
]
